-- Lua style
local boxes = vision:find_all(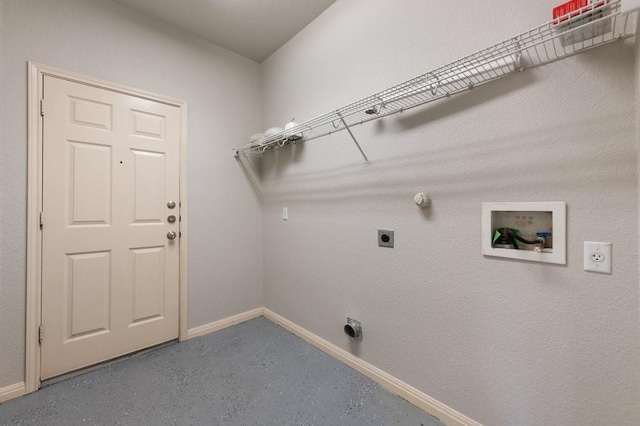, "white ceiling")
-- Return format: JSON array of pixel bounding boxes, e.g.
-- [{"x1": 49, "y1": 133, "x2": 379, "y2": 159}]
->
[{"x1": 112, "y1": 0, "x2": 337, "y2": 62}]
